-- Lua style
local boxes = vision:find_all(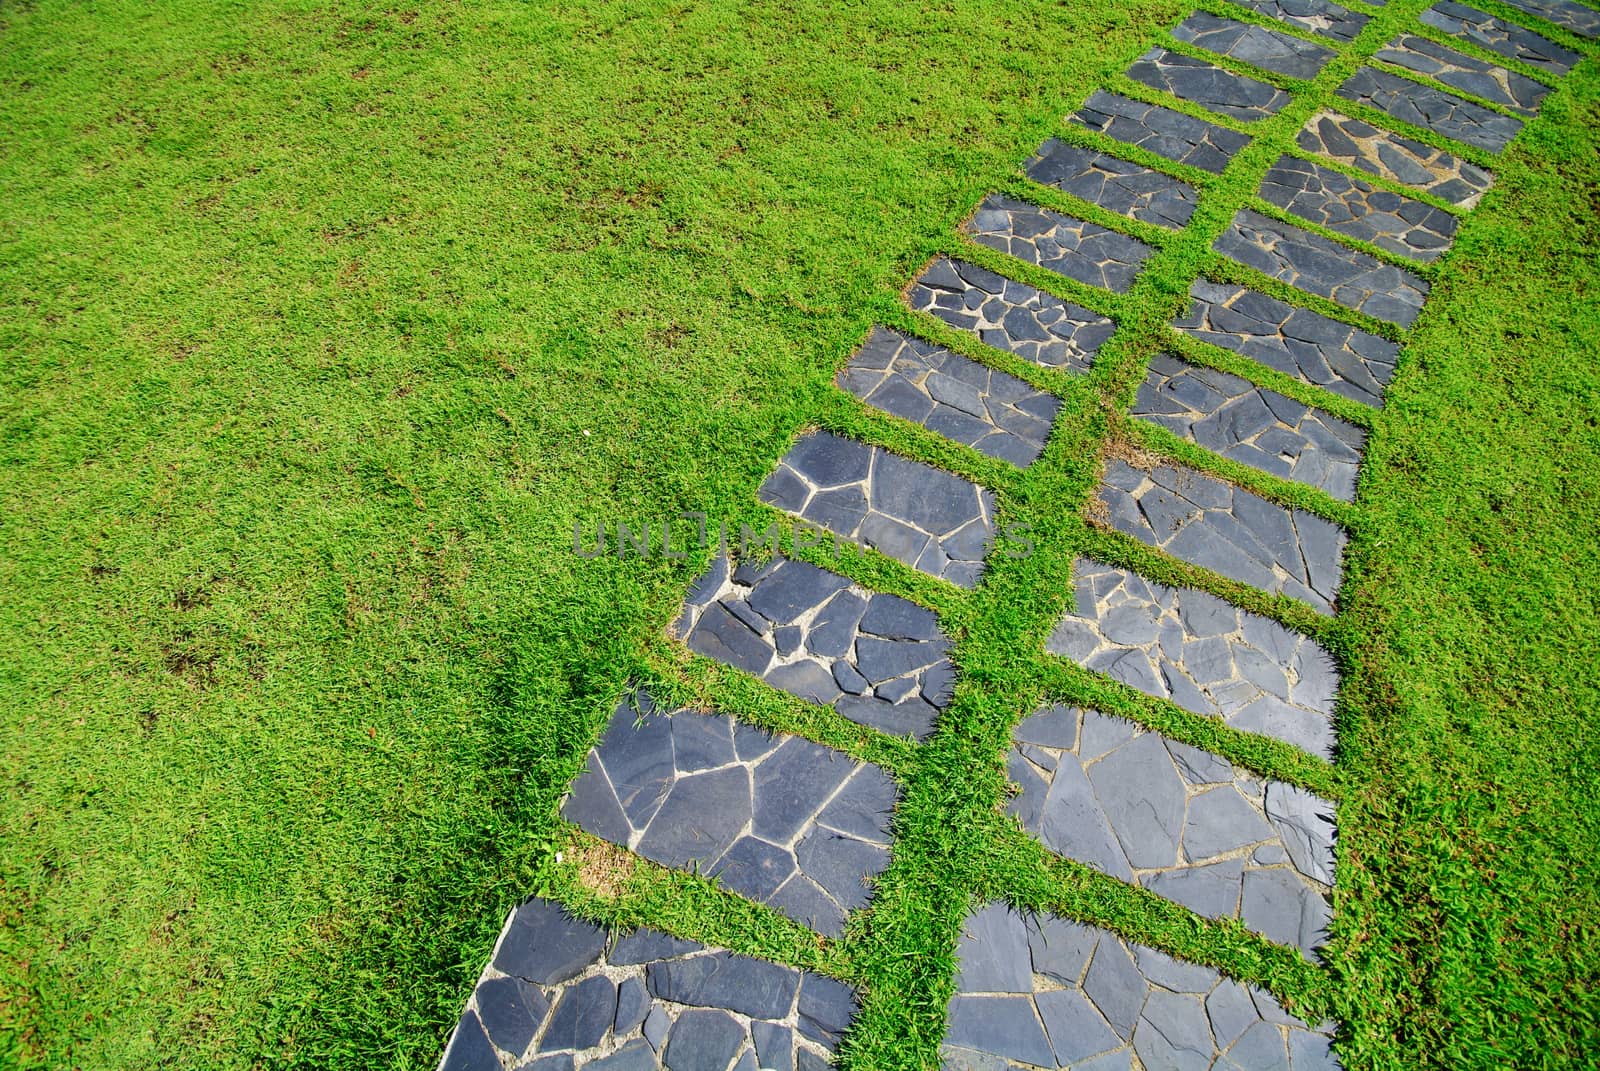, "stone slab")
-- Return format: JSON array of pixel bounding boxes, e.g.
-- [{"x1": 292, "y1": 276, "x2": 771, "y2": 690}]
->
[
  {"x1": 1125, "y1": 47, "x2": 1292, "y2": 122},
  {"x1": 1499, "y1": 0, "x2": 1600, "y2": 39},
  {"x1": 1024, "y1": 139, "x2": 1199, "y2": 230},
  {"x1": 1228, "y1": 0, "x2": 1369, "y2": 42},
  {"x1": 1258, "y1": 154, "x2": 1458, "y2": 264},
  {"x1": 1296, "y1": 110, "x2": 1495, "y2": 209},
  {"x1": 964, "y1": 193, "x2": 1154, "y2": 293},
  {"x1": 1336, "y1": 66, "x2": 1523, "y2": 154},
  {"x1": 1377, "y1": 34, "x2": 1550, "y2": 116},
  {"x1": 1068, "y1": 89, "x2": 1251, "y2": 174},
  {"x1": 1421, "y1": 2, "x2": 1580, "y2": 74},
  {"x1": 1172, "y1": 11, "x2": 1337, "y2": 80}
]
